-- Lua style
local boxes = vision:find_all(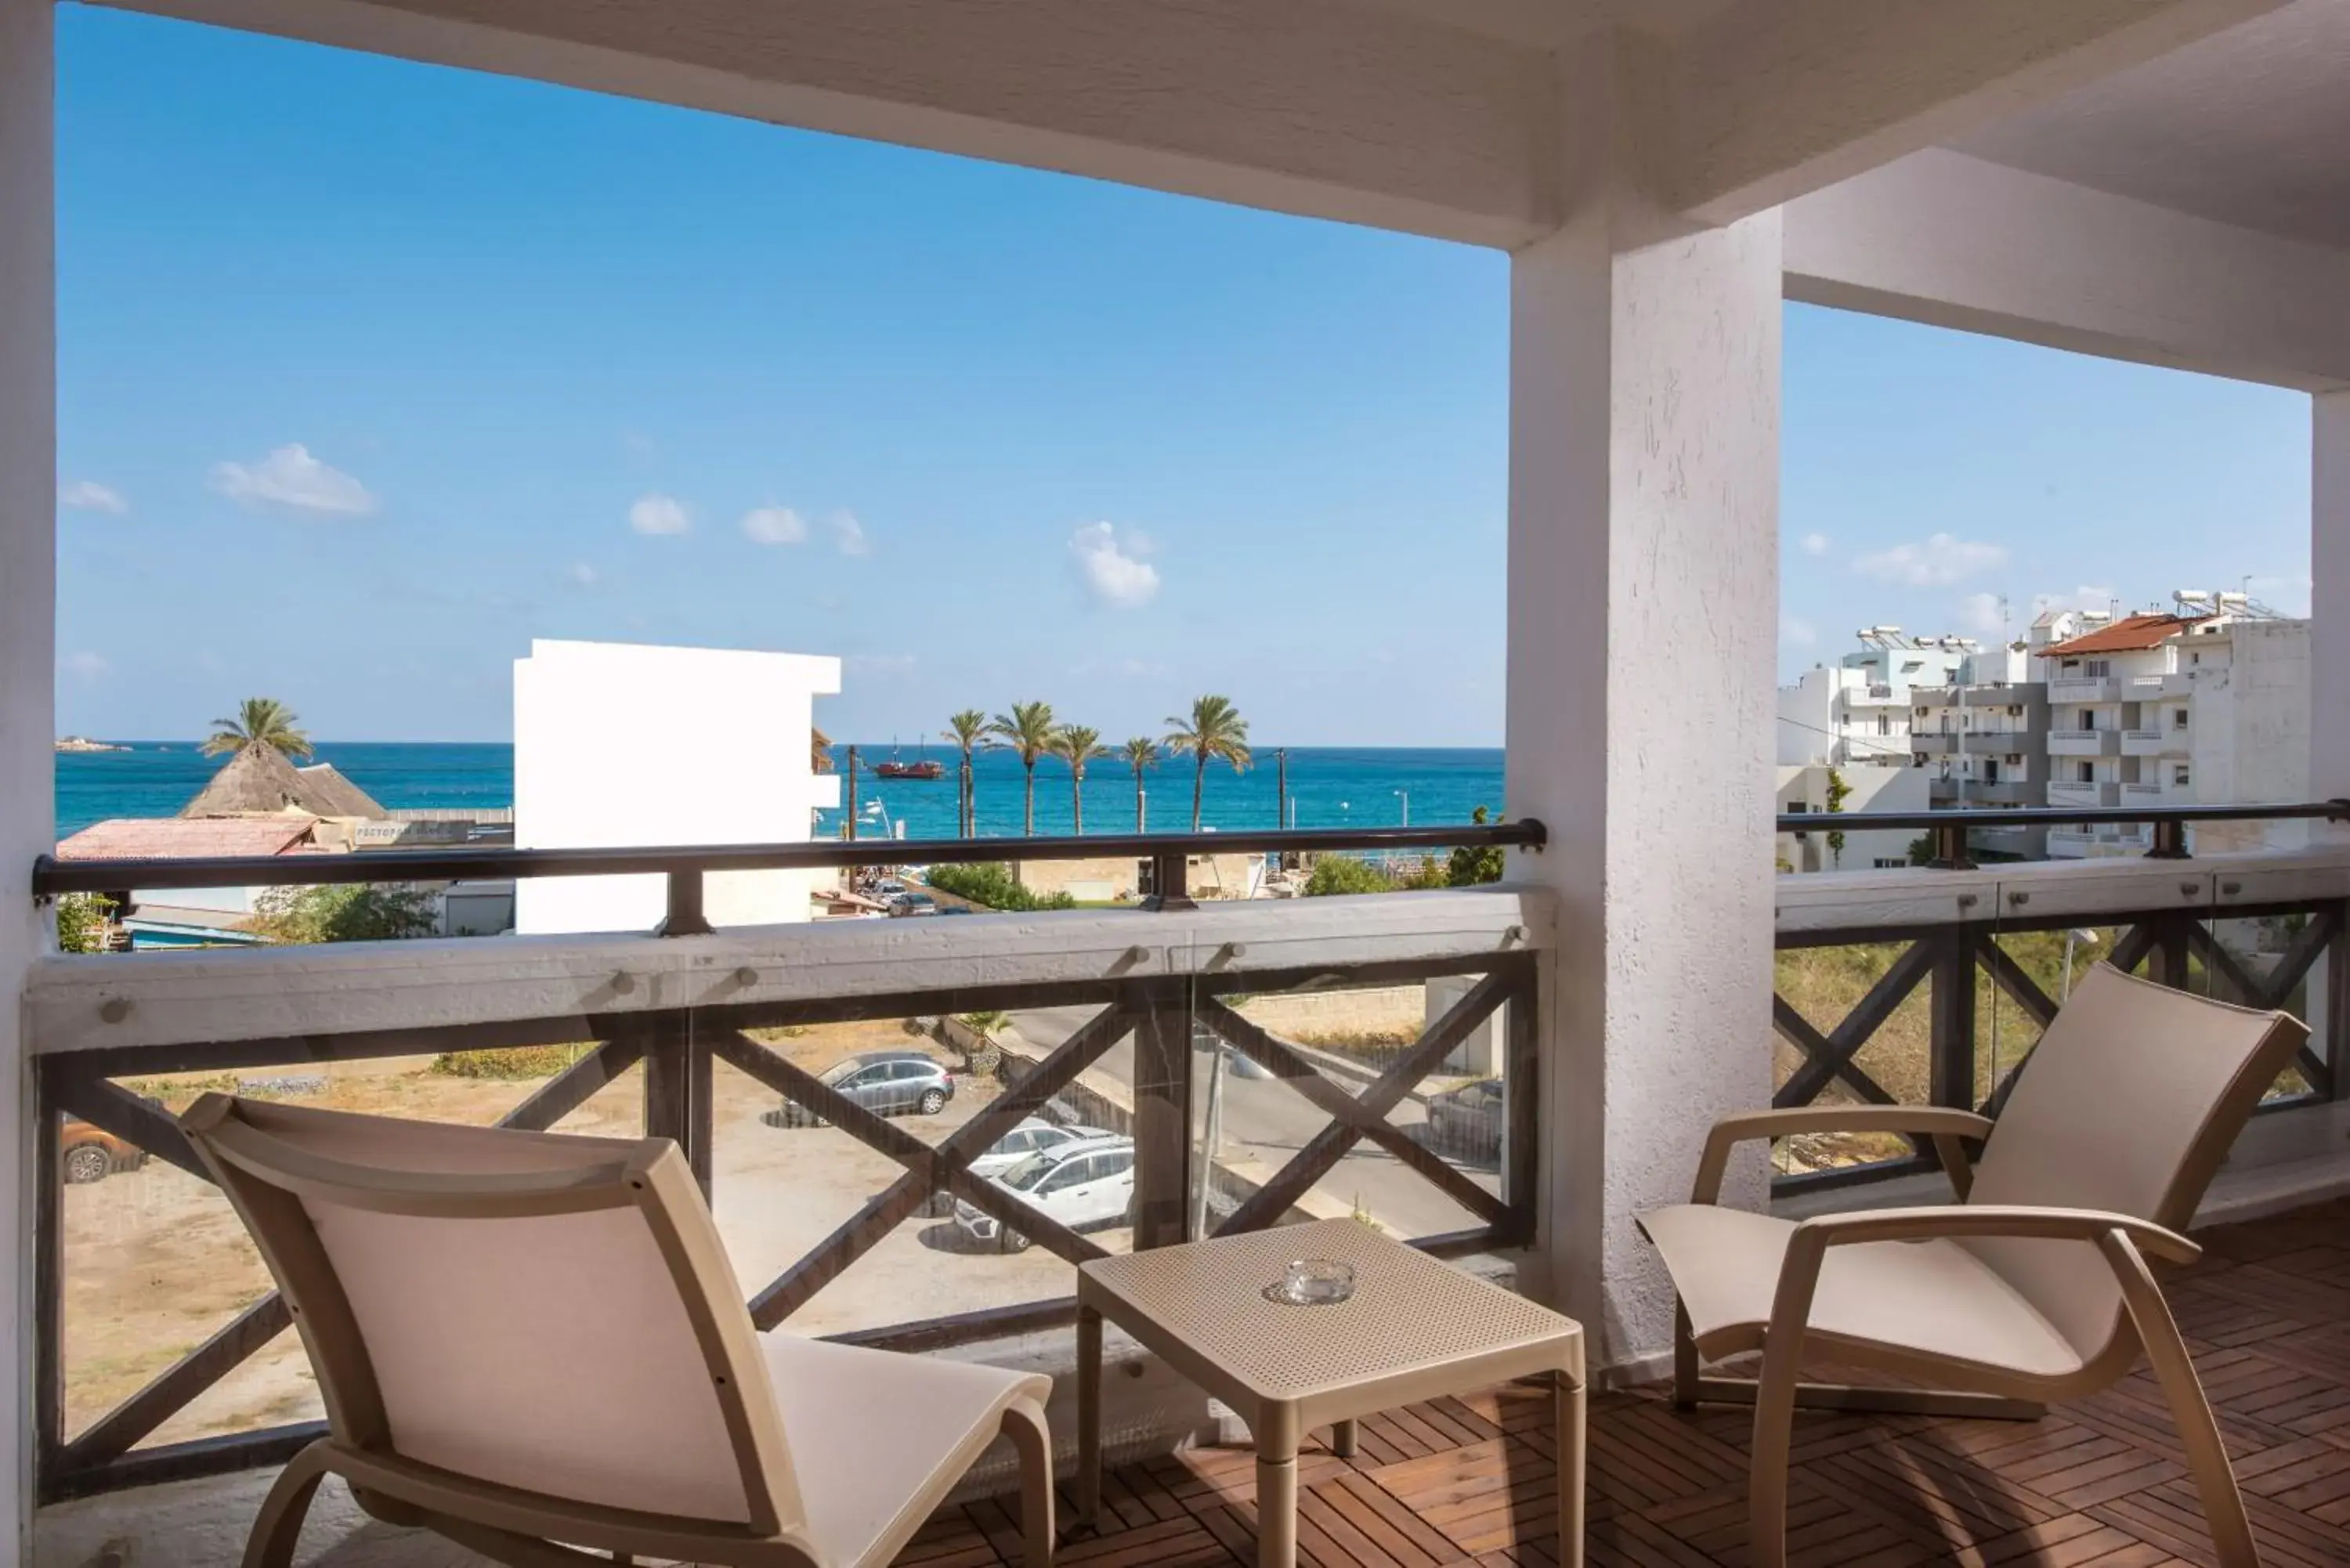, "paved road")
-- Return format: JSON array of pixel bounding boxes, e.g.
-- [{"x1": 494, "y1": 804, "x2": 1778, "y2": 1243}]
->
[{"x1": 1009, "y1": 1004, "x2": 1500, "y2": 1241}]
